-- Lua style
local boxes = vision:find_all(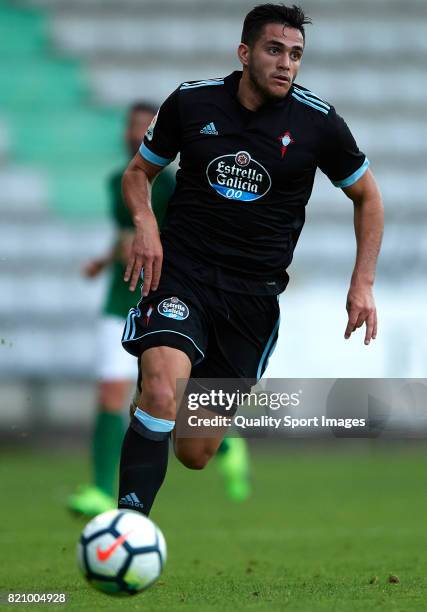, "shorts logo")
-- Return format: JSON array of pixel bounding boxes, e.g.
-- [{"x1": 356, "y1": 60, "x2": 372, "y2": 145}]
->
[
  {"x1": 206, "y1": 151, "x2": 271, "y2": 202},
  {"x1": 158, "y1": 297, "x2": 189, "y2": 320}
]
